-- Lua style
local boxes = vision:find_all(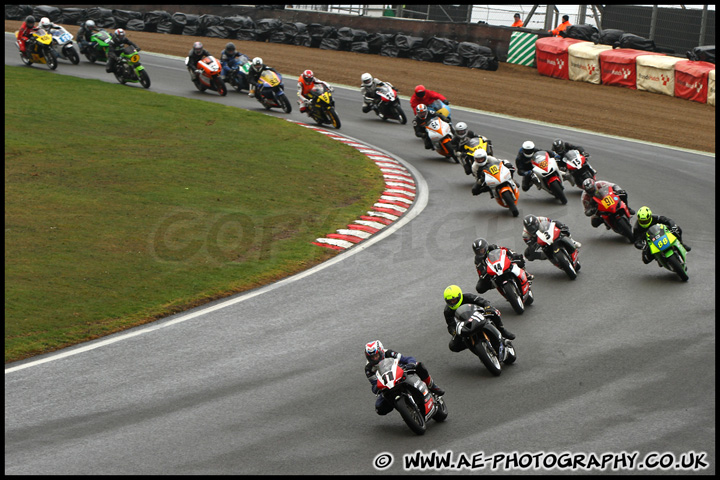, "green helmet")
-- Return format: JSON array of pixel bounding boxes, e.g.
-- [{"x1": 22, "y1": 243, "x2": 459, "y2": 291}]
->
[
  {"x1": 444, "y1": 285, "x2": 463, "y2": 310},
  {"x1": 637, "y1": 206, "x2": 653, "y2": 228}
]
